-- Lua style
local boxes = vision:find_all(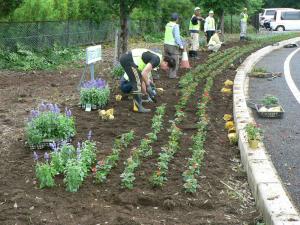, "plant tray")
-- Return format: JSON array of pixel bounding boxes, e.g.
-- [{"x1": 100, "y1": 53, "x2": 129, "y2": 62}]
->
[
  {"x1": 26, "y1": 137, "x2": 72, "y2": 150},
  {"x1": 247, "y1": 100, "x2": 284, "y2": 118},
  {"x1": 80, "y1": 104, "x2": 106, "y2": 110}
]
